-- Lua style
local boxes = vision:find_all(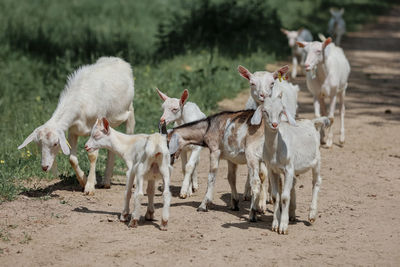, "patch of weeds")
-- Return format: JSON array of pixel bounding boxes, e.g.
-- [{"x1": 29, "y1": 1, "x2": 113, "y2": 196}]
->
[
  {"x1": 0, "y1": 228, "x2": 10, "y2": 242},
  {"x1": 19, "y1": 232, "x2": 32, "y2": 244}
]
